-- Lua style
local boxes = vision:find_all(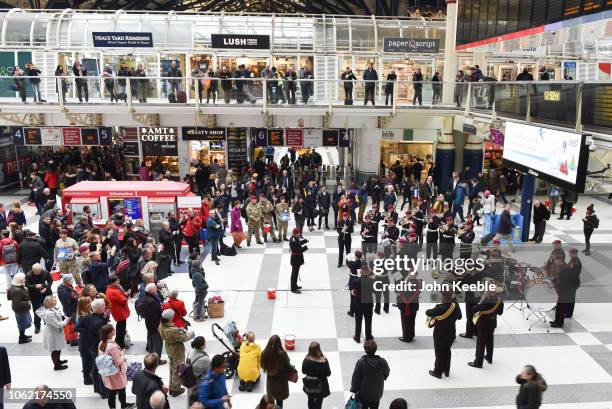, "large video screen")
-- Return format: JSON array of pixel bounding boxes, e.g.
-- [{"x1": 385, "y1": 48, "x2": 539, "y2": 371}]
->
[{"x1": 502, "y1": 122, "x2": 588, "y2": 192}]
